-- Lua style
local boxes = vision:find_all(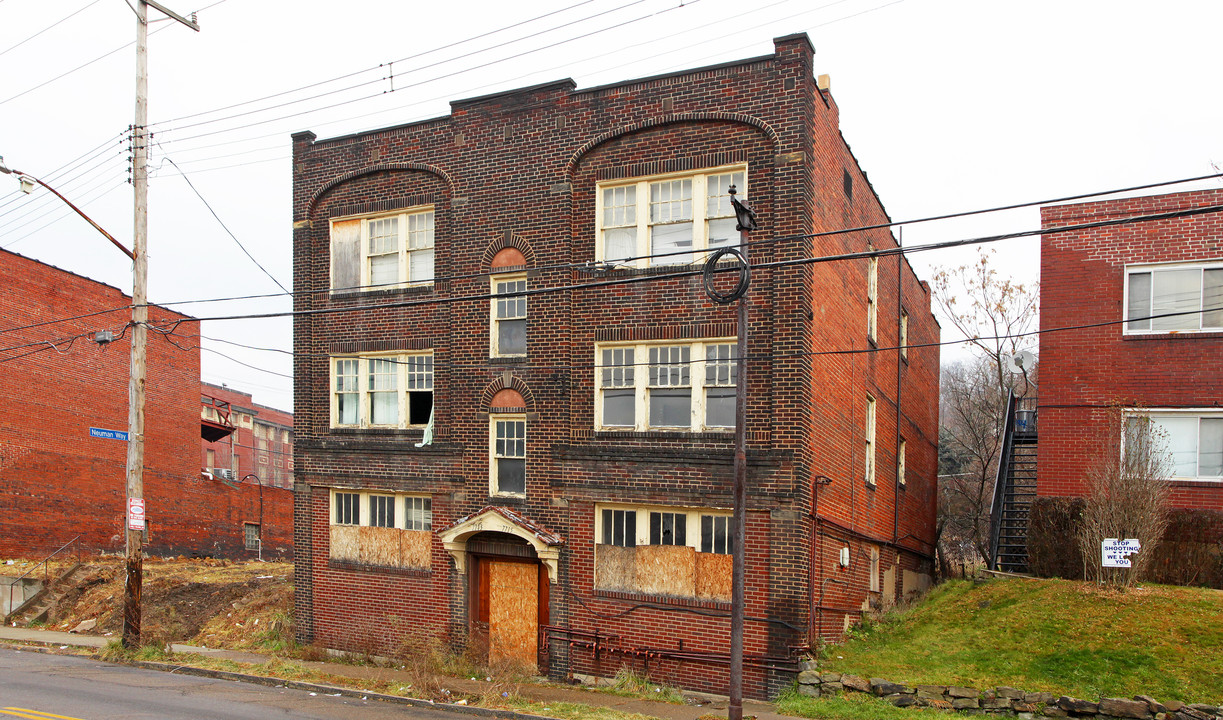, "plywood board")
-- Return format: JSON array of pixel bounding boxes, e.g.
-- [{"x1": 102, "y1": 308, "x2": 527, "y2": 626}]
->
[
  {"x1": 401, "y1": 529, "x2": 431, "y2": 569},
  {"x1": 329, "y1": 525, "x2": 360, "y2": 562},
  {"x1": 488, "y1": 560, "x2": 538, "y2": 671},
  {"x1": 359, "y1": 526, "x2": 401, "y2": 567},
  {"x1": 695, "y1": 552, "x2": 732, "y2": 601},
  {"x1": 635, "y1": 544, "x2": 696, "y2": 597},
  {"x1": 882, "y1": 566, "x2": 897, "y2": 607},
  {"x1": 594, "y1": 544, "x2": 637, "y2": 591}
]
